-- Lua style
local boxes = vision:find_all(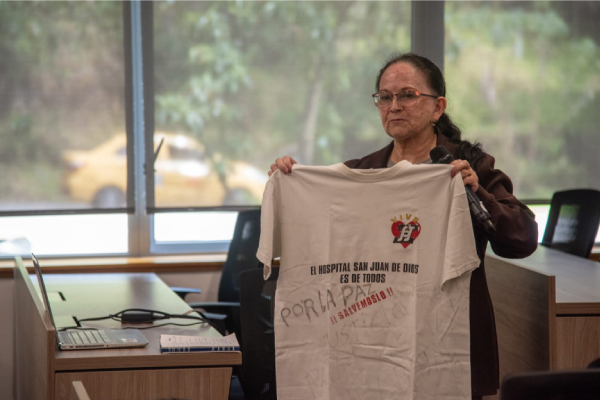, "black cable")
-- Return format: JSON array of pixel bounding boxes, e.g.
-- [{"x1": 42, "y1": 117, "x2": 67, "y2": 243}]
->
[
  {"x1": 74, "y1": 308, "x2": 211, "y2": 328},
  {"x1": 121, "y1": 321, "x2": 205, "y2": 330},
  {"x1": 191, "y1": 310, "x2": 227, "y2": 336},
  {"x1": 63, "y1": 308, "x2": 229, "y2": 334},
  {"x1": 59, "y1": 321, "x2": 206, "y2": 331},
  {"x1": 57, "y1": 326, "x2": 98, "y2": 332},
  {"x1": 77, "y1": 308, "x2": 171, "y2": 324}
]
